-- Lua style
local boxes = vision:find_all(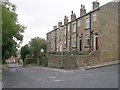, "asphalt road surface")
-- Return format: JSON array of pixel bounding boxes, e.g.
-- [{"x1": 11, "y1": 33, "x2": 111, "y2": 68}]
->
[{"x1": 2, "y1": 64, "x2": 119, "y2": 88}]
